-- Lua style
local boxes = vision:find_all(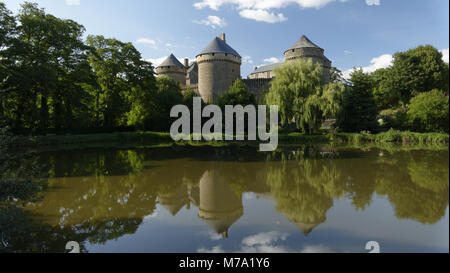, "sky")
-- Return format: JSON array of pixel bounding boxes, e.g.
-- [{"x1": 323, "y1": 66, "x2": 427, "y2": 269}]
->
[{"x1": 2, "y1": 0, "x2": 449, "y2": 78}]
